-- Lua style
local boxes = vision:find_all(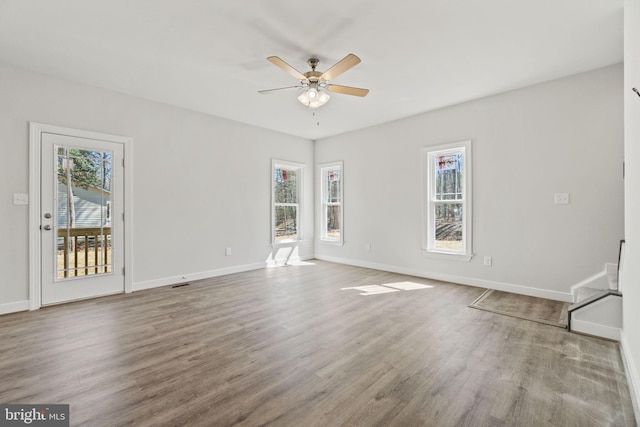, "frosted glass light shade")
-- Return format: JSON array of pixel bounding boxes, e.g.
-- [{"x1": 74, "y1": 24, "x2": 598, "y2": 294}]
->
[{"x1": 298, "y1": 87, "x2": 330, "y2": 109}]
